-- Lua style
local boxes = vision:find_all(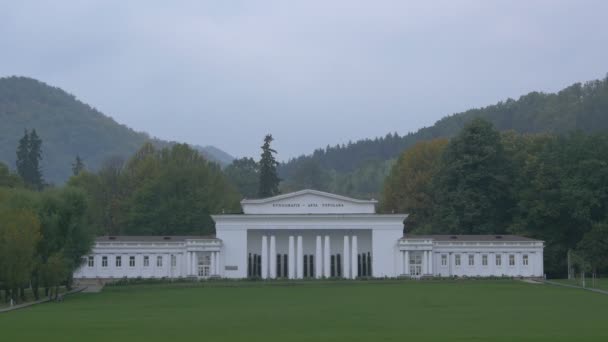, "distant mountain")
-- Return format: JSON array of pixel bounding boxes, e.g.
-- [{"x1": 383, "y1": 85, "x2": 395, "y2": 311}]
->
[
  {"x1": 0, "y1": 76, "x2": 233, "y2": 184},
  {"x1": 279, "y1": 74, "x2": 608, "y2": 196}
]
